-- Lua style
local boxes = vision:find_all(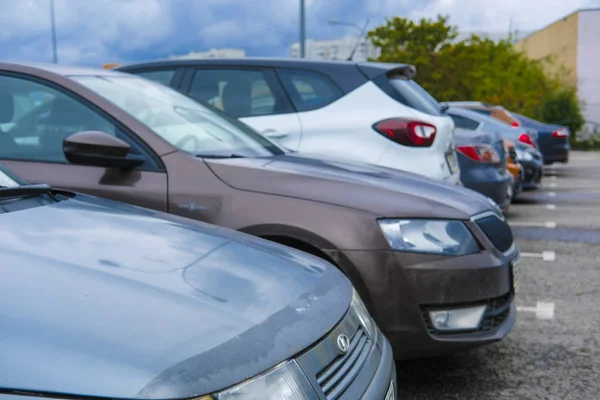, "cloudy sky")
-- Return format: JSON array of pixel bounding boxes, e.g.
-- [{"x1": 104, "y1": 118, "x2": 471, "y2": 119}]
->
[{"x1": 1, "y1": 0, "x2": 599, "y2": 66}]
